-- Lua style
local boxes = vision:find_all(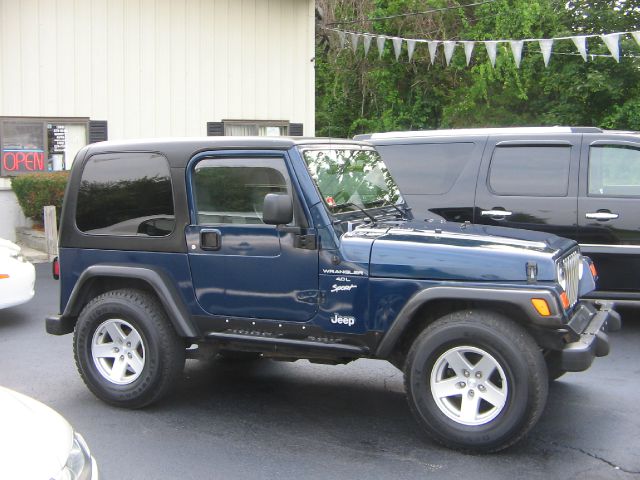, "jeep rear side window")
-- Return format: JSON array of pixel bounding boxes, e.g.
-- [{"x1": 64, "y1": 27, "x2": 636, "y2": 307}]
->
[
  {"x1": 488, "y1": 146, "x2": 571, "y2": 196},
  {"x1": 193, "y1": 158, "x2": 289, "y2": 225},
  {"x1": 376, "y1": 143, "x2": 474, "y2": 194},
  {"x1": 589, "y1": 145, "x2": 640, "y2": 197},
  {"x1": 76, "y1": 153, "x2": 175, "y2": 236}
]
